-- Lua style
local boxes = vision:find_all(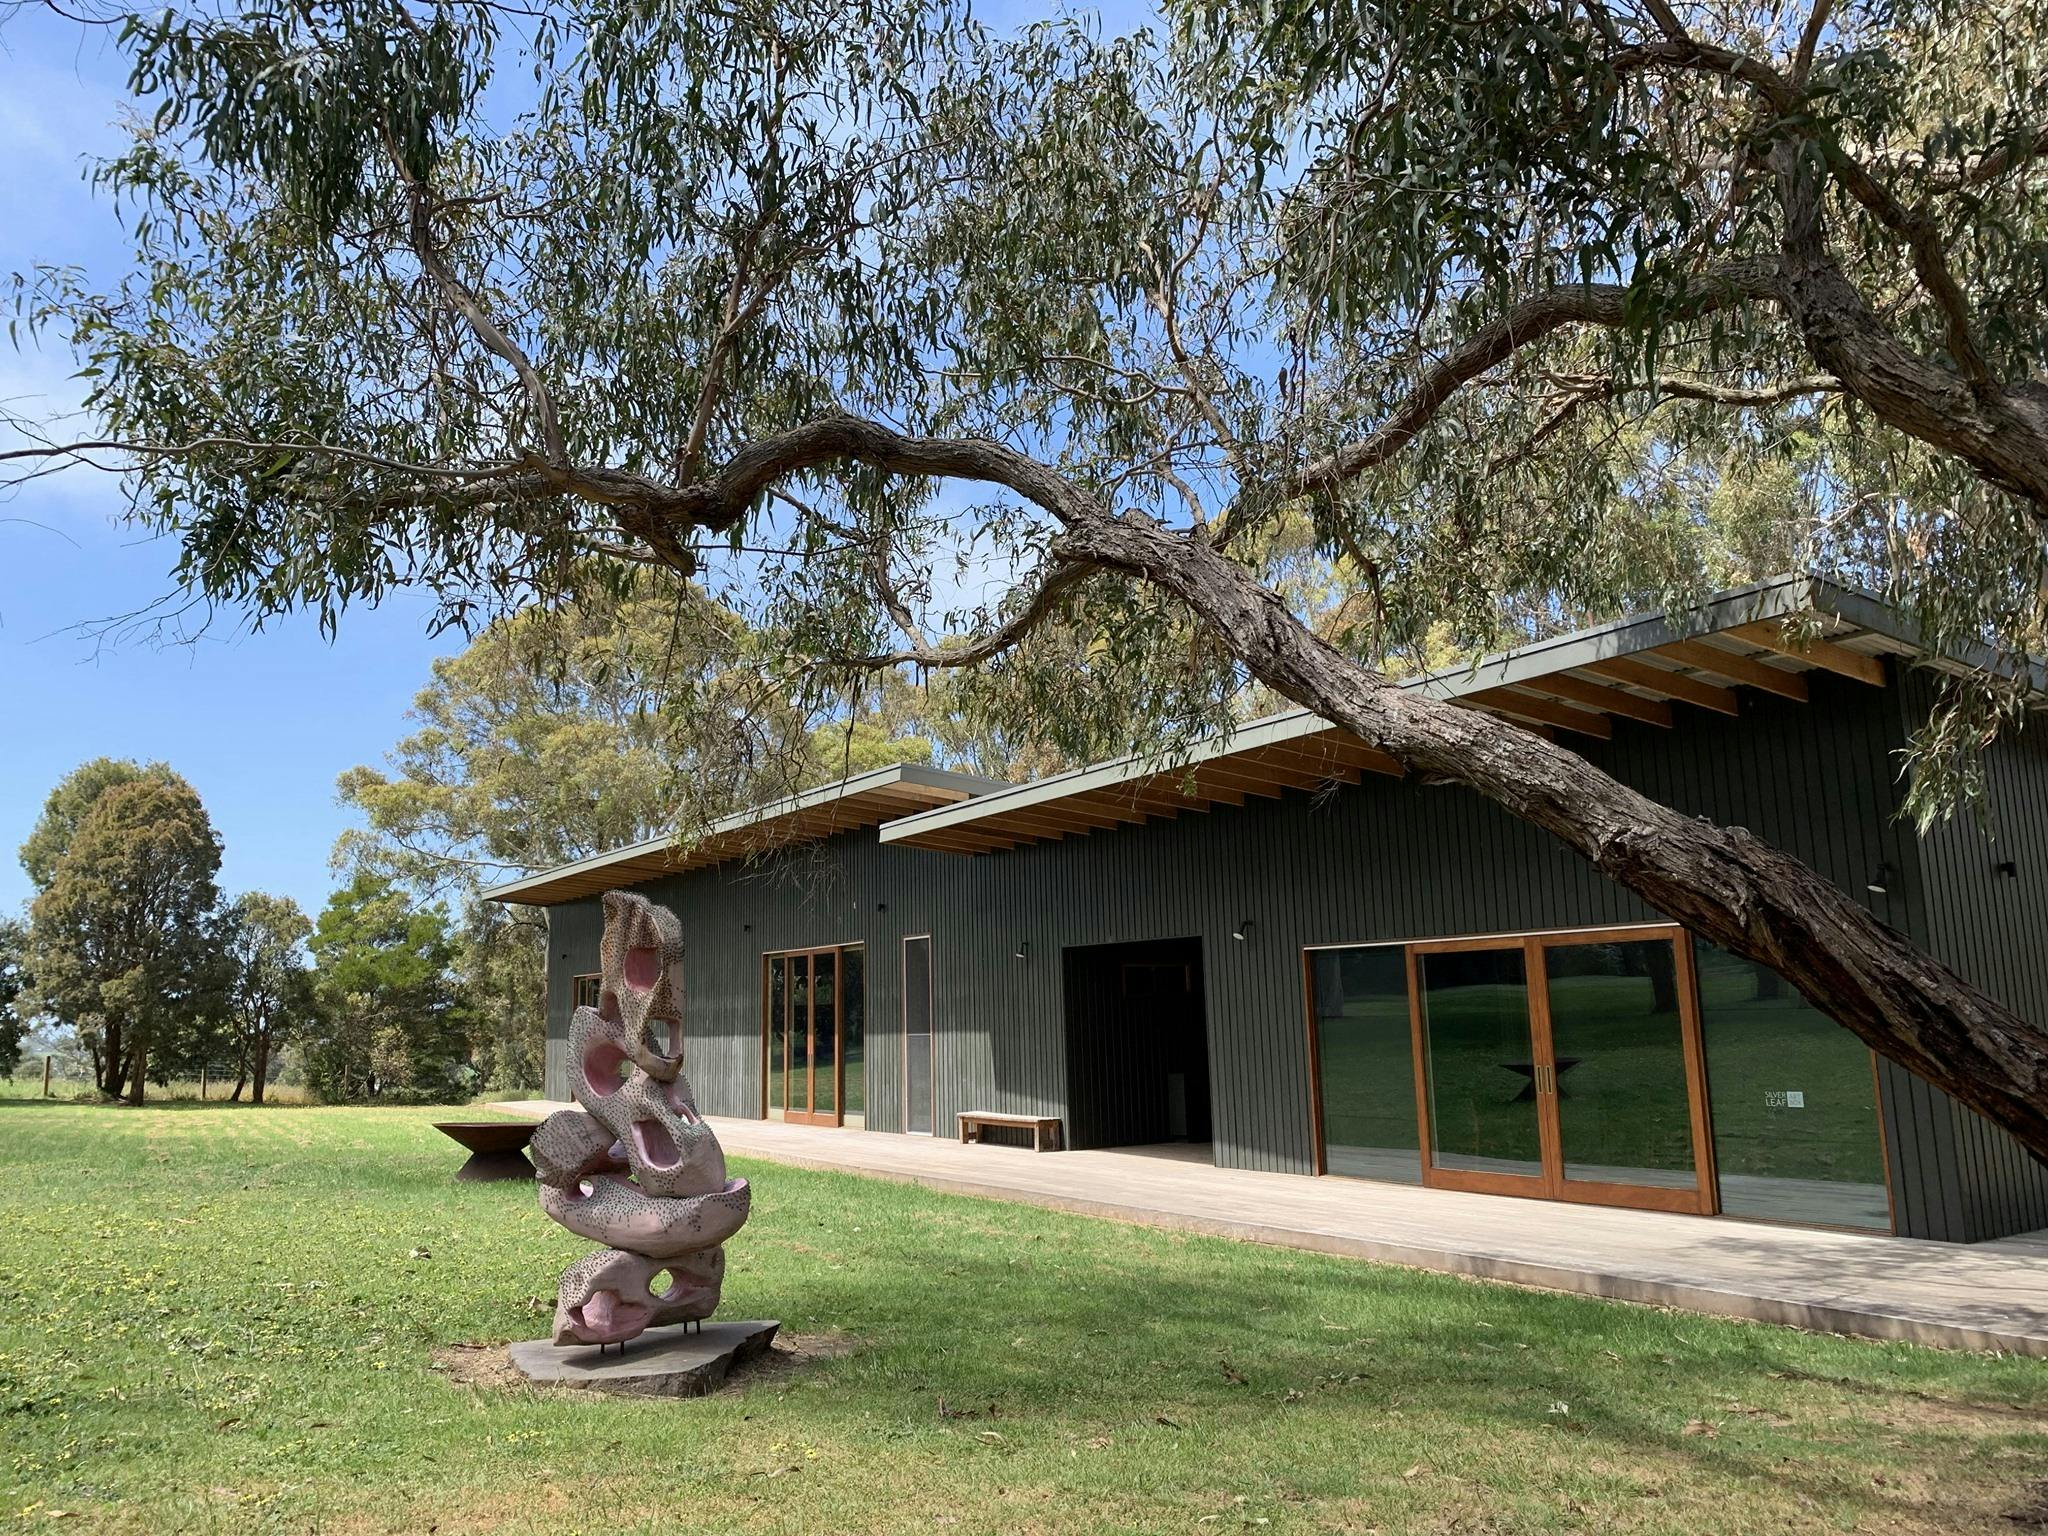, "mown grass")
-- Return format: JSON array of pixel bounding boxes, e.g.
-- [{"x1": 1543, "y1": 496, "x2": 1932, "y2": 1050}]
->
[{"x1": 1, "y1": 1100, "x2": 2045, "y2": 1535}]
